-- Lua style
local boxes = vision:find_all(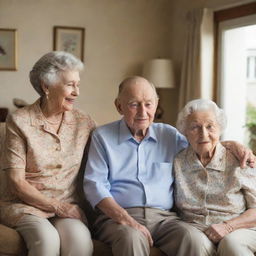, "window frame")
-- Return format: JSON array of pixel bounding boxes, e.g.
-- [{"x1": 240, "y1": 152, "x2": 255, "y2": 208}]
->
[{"x1": 213, "y1": 2, "x2": 256, "y2": 101}]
